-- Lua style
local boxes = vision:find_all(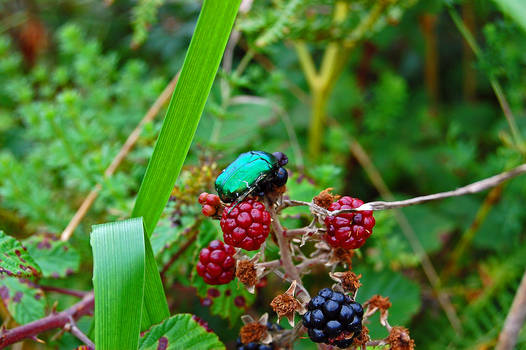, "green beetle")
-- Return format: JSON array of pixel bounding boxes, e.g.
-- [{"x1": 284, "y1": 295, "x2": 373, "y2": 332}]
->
[{"x1": 215, "y1": 151, "x2": 288, "y2": 204}]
